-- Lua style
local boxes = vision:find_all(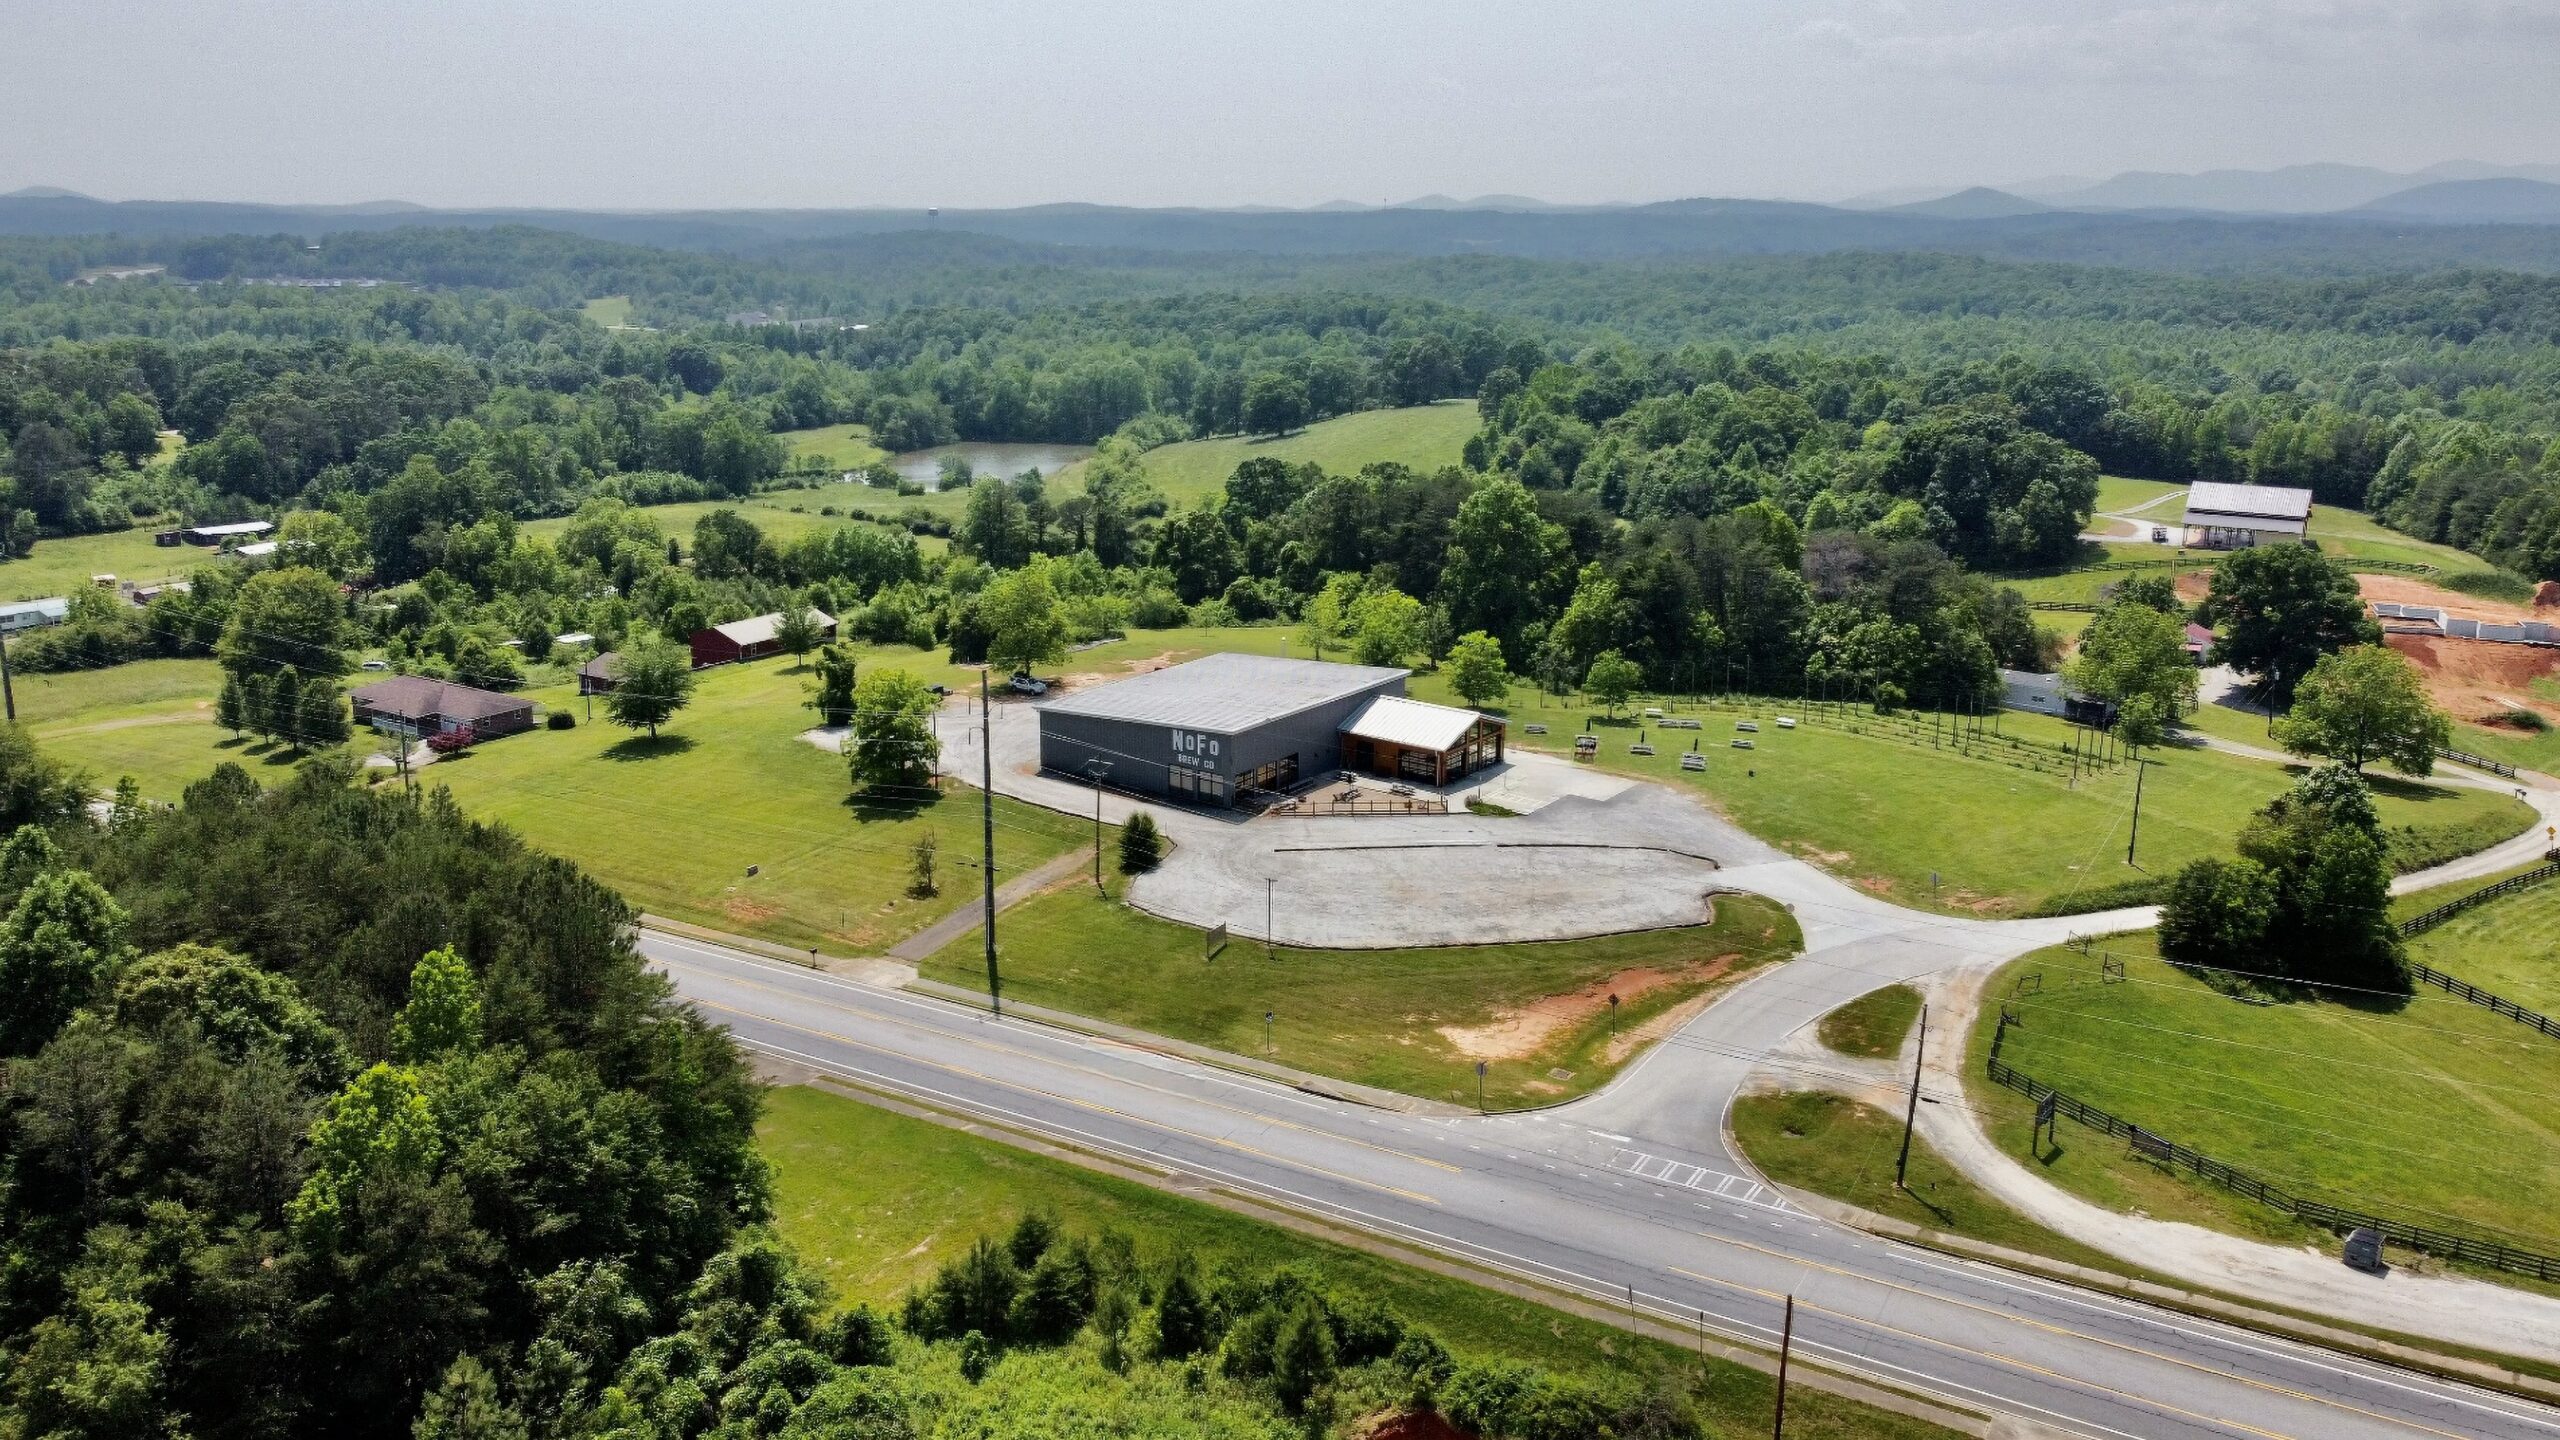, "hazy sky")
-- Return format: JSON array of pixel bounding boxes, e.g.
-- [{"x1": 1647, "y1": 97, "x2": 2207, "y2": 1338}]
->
[{"x1": 5, "y1": 0, "x2": 2557, "y2": 209}]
